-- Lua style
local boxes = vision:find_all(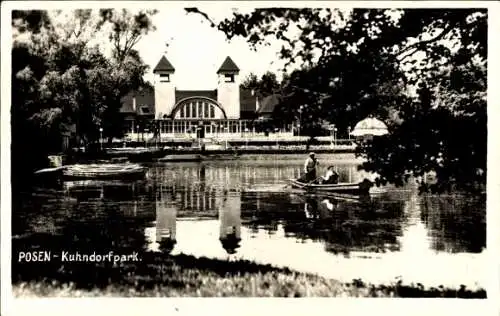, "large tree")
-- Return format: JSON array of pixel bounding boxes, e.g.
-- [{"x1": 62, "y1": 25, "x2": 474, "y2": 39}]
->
[
  {"x1": 11, "y1": 9, "x2": 157, "y2": 185},
  {"x1": 187, "y1": 7, "x2": 486, "y2": 192}
]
